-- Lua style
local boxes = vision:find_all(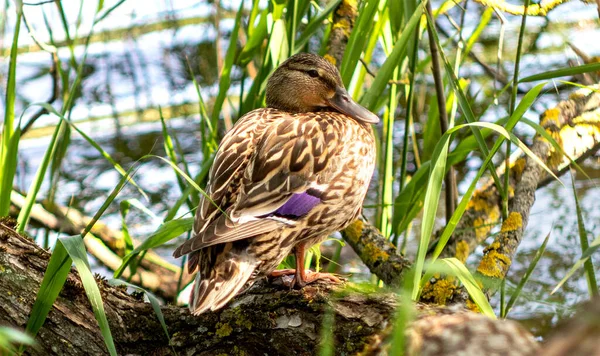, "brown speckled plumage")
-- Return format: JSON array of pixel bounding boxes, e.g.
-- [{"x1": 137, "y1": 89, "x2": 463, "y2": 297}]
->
[{"x1": 173, "y1": 53, "x2": 378, "y2": 315}]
